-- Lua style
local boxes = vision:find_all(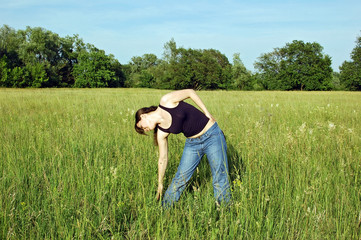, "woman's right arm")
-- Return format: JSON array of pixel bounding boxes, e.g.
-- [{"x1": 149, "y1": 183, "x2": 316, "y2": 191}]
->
[{"x1": 156, "y1": 130, "x2": 169, "y2": 201}]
